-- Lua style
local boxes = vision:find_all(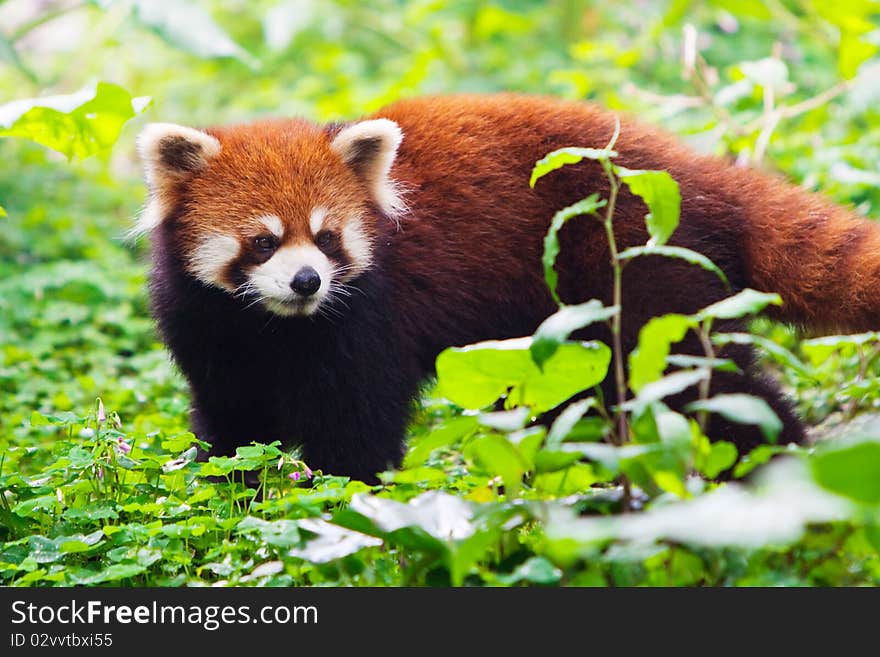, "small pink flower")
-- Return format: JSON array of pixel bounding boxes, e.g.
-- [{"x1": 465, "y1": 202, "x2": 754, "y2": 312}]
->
[
  {"x1": 303, "y1": 465, "x2": 313, "y2": 479},
  {"x1": 116, "y1": 439, "x2": 131, "y2": 454},
  {"x1": 96, "y1": 399, "x2": 106, "y2": 424},
  {"x1": 96, "y1": 466, "x2": 104, "y2": 480},
  {"x1": 289, "y1": 471, "x2": 301, "y2": 481}
]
